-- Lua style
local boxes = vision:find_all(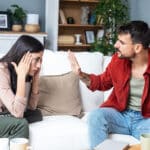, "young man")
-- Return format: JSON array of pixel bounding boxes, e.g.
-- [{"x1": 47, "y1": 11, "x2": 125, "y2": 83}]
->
[{"x1": 68, "y1": 20, "x2": 150, "y2": 149}]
